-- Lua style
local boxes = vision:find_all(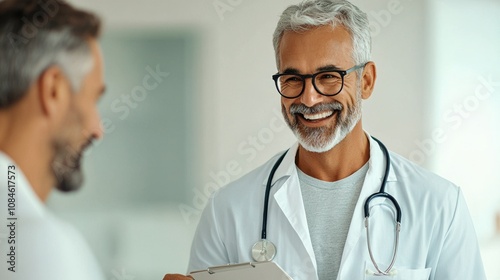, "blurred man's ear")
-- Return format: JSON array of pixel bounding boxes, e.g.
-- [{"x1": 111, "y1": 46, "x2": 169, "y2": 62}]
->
[{"x1": 37, "y1": 66, "x2": 71, "y2": 119}]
